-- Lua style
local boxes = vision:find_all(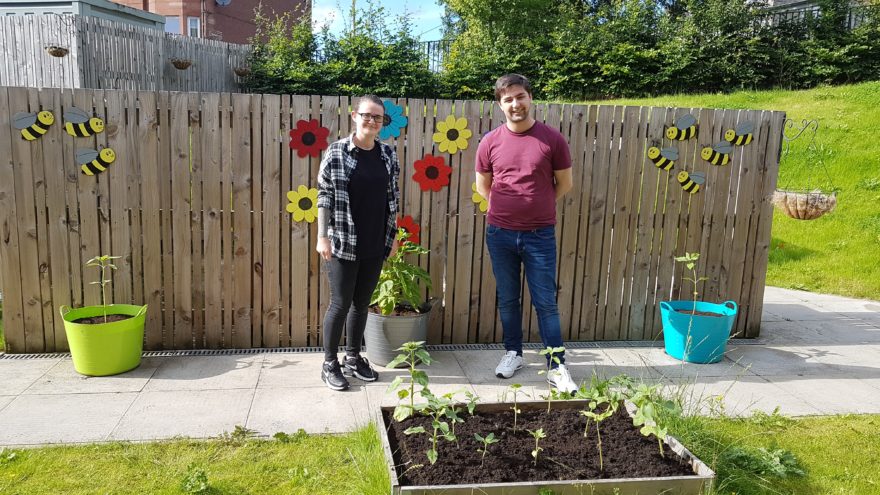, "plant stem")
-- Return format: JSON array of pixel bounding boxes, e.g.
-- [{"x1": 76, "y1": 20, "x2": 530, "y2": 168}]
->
[{"x1": 596, "y1": 423, "x2": 604, "y2": 471}]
